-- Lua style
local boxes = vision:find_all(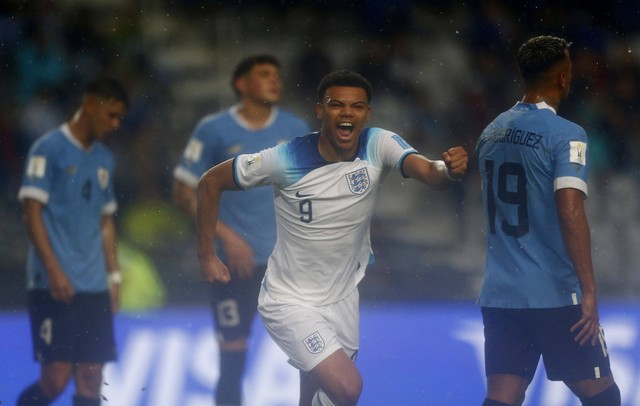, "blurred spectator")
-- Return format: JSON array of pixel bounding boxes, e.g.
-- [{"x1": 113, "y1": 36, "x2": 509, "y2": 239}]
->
[{"x1": 15, "y1": 18, "x2": 70, "y2": 105}]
